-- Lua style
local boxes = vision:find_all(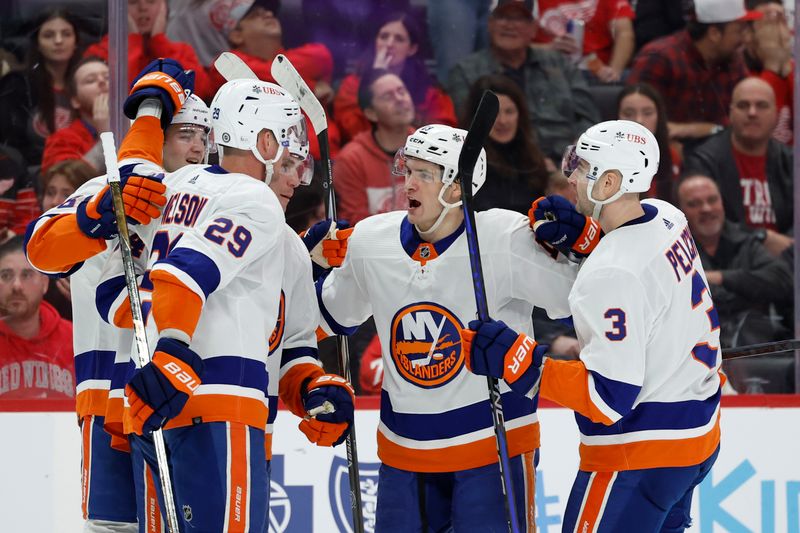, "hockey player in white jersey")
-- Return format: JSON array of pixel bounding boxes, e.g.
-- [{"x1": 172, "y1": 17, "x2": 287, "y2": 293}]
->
[
  {"x1": 93, "y1": 77, "x2": 348, "y2": 531},
  {"x1": 317, "y1": 124, "x2": 578, "y2": 531},
  {"x1": 466, "y1": 120, "x2": 721, "y2": 532},
  {"x1": 263, "y1": 131, "x2": 355, "y2": 465},
  {"x1": 24, "y1": 59, "x2": 199, "y2": 532}
]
